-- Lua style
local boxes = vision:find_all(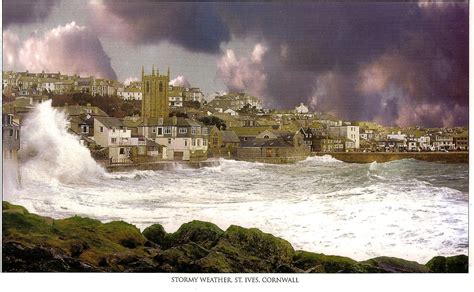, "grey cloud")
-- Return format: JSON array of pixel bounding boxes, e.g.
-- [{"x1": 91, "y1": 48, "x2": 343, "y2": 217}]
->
[{"x1": 3, "y1": 0, "x2": 58, "y2": 27}]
